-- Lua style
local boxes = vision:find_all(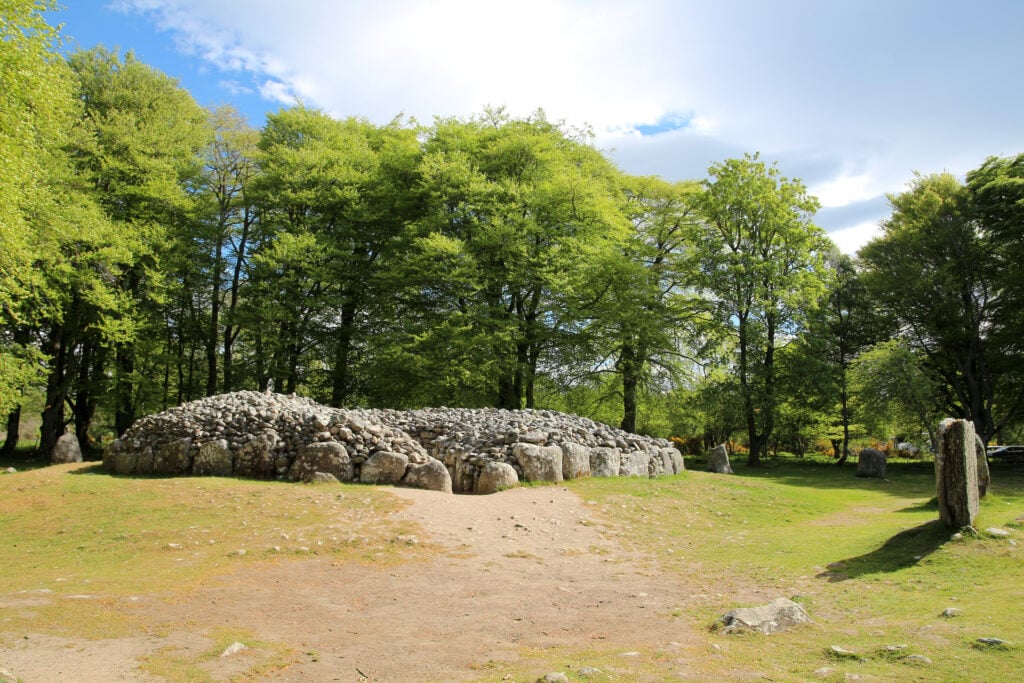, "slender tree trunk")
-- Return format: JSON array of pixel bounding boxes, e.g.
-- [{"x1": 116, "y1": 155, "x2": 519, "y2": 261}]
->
[
  {"x1": 619, "y1": 343, "x2": 639, "y2": 433},
  {"x1": 114, "y1": 341, "x2": 136, "y2": 436},
  {"x1": 40, "y1": 324, "x2": 69, "y2": 456},
  {"x1": 207, "y1": 239, "x2": 223, "y2": 397},
  {"x1": 331, "y1": 299, "x2": 358, "y2": 407},
  {"x1": 2, "y1": 407, "x2": 21, "y2": 456}
]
